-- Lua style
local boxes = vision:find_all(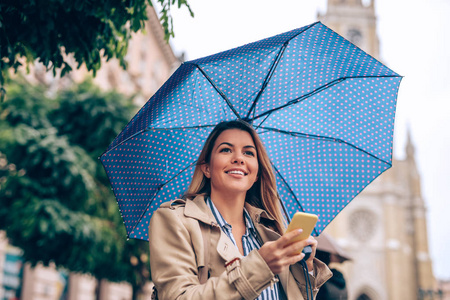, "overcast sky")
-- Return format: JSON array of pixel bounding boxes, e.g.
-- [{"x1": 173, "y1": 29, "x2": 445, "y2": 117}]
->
[{"x1": 162, "y1": 0, "x2": 450, "y2": 280}]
